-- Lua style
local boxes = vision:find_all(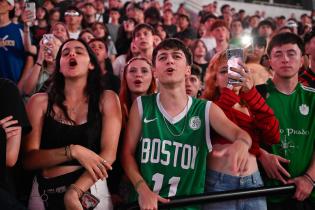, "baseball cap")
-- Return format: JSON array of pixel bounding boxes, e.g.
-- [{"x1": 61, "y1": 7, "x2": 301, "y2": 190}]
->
[
  {"x1": 7, "y1": 0, "x2": 14, "y2": 5},
  {"x1": 286, "y1": 20, "x2": 298, "y2": 28}
]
